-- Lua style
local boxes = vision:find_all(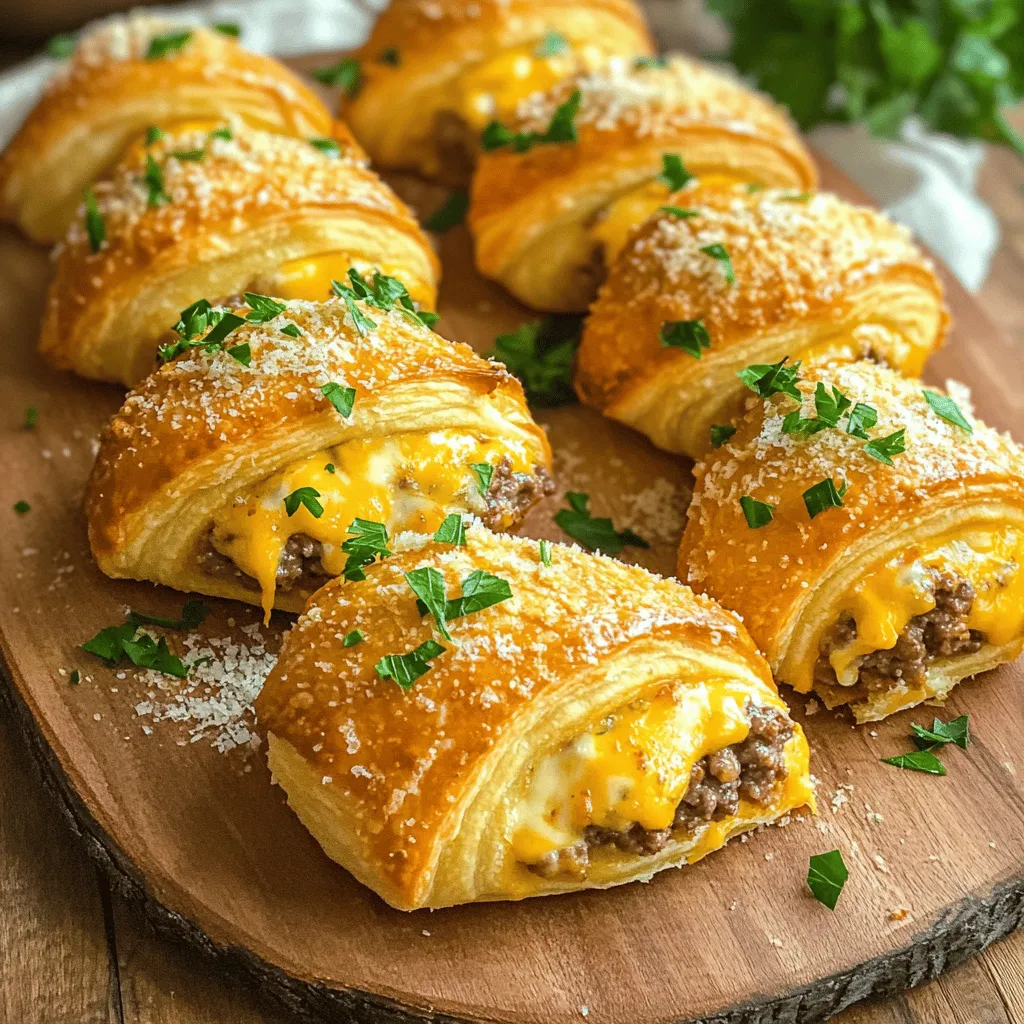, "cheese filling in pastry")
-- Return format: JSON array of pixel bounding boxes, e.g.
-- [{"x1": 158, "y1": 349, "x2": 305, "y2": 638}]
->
[
  {"x1": 679, "y1": 359, "x2": 1024, "y2": 722},
  {"x1": 204, "y1": 430, "x2": 538, "y2": 617},
  {"x1": 86, "y1": 299, "x2": 553, "y2": 617},
  {"x1": 41, "y1": 123, "x2": 439, "y2": 386},
  {"x1": 577, "y1": 187, "x2": 948, "y2": 459},
  {"x1": 0, "y1": 13, "x2": 337, "y2": 243},
  {"x1": 255, "y1": 525, "x2": 813, "y2": 910},
  {"x1": 469, "y1": 56, "x2": 817, "y2": 312}
]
